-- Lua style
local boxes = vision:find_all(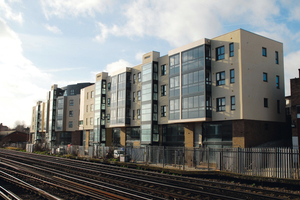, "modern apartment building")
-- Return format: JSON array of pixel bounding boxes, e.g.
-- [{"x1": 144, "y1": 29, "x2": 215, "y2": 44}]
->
[
  {"x1": 30, "y1": 83, "x2": 93, "y2": 147},
  {"x1": 31, "y1": 29, "x2": 286, "y2": 148}
]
